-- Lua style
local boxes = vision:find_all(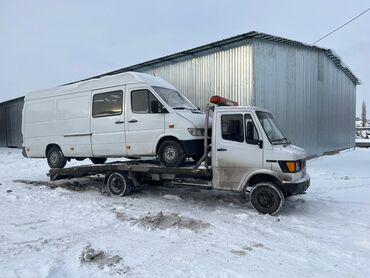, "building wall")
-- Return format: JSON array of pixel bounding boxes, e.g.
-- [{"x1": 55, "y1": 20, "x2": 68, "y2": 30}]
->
[
  {"x1": 253, "y1": 40, "x2": 356, "y2": 156},
  {"x1": 0, "y1": 98, "x2": 24, "y2": 148},
  {"x1": 138, "y1": 40, "x2": 254, "y2": 110}
]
